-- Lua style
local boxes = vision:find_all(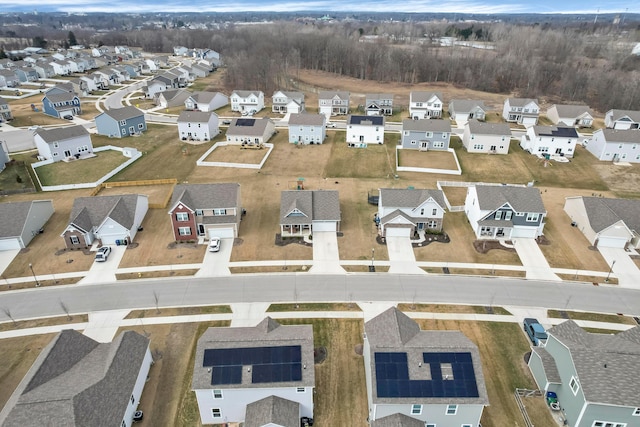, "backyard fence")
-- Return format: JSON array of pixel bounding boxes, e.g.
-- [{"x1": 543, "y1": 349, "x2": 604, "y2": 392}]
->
[{"x1": 90, "y1": 178, "x2": 177, "y2": 208}]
